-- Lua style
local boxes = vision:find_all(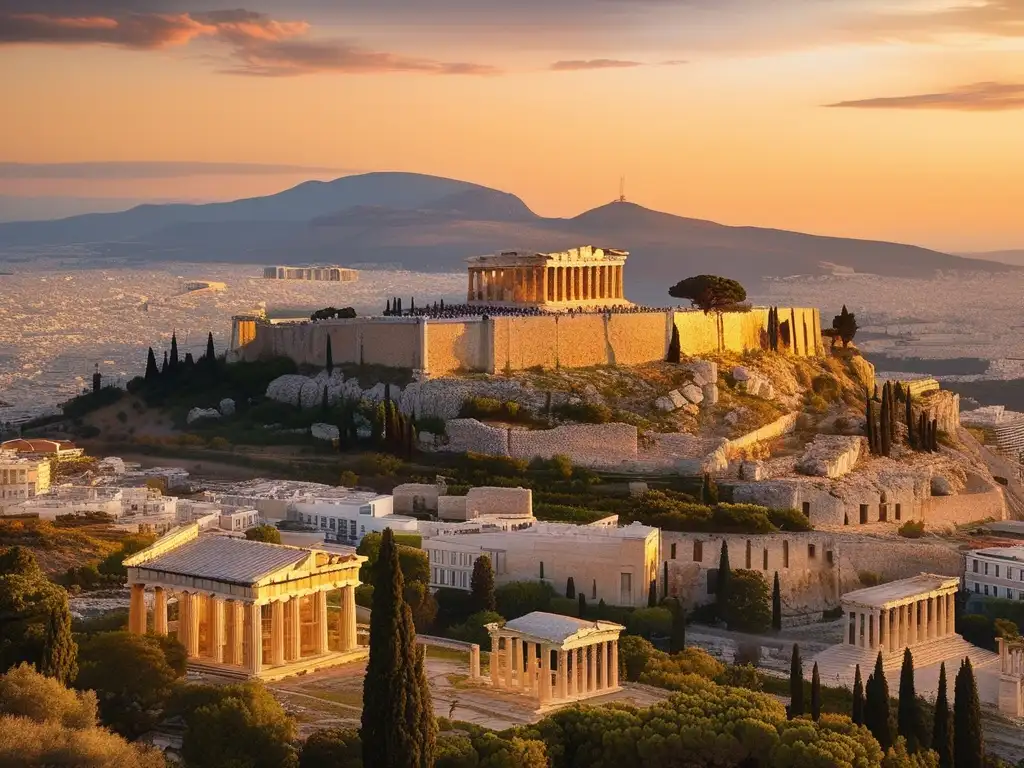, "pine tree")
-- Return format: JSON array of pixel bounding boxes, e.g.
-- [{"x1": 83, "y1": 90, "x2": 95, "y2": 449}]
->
[
  {"x1": 647, "y1": 579, "x2": 657, "y2": 608},
  {"x1": 362, "y1": 528, "x2": 434, "y2": 768},
  {"x1": 326, "y1": 336, "x2": 334, "y2": 375},
  {"x1": 145, "y1": 347, "x2": 159, "y2": 382},
  {"x1": 933, "y1": 662, "x2": 953, "y2": 768},
  {"x1": 578, "y1": 593, "x2": 586, "y2": 618},
  {"x1": 772, "y1": 571, "x2": 782, "y2": 631},
  {"x1": 810, "y1": 662, "x2": 821, "y2": 721},
  {"x1": 788, "y1": 644, "x2": 804, "y2": 718},
  {"x1": 865, "y1": 651, "x2": 893, "y2": 752},
  {"x1": 169, "y1": 331, "x2": 179, "y2": 370},
  {"x1": 470, "y1": 555, "x2": 496, "y2": 613},
  {"x1": 39, "y1": 602, "x2": 77, "y2": 686},
  {"x1": 898, "y1": 647, "x2": 922, "y2": 753},
  {"x1": 669, "y1": 597, "x2": 686, "y2": 654},
  {"x1": 205, "y1": 331, "x2": 215, "y2": 362},
  {"x1": 716, "y1": 541, "x2": 731, "y2": 613},
  {"x1": 852, "y1": 664, "x2": 865, "y2": 725},
  {"x1": 667, "y1": 324, "x2": 682, "y2": 363},
  {"x1": 566, "y1": 577, "x2": 576, "y2": 599},
  {"x1": 953, "y1": 657, "x2": 983, "y2": 768}
]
